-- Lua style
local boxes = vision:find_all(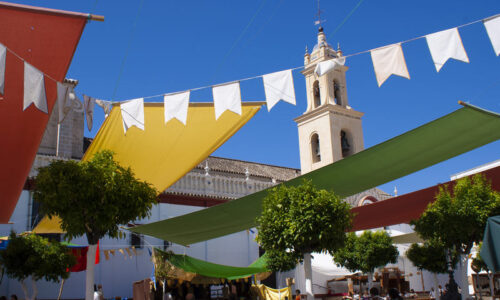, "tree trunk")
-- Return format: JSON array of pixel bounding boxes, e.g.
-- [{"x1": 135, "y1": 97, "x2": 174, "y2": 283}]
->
[
  {"x1": 85, "y1": 244, "x2": 98, "y2": 300},
  {"x1": 304, "y1": 253, "x2": 314, "y2": 300},
  {"x1": 31, "y1": 277, "x2": 38, "y2": 300},
  {"x1": 368, "y1": 272, "x2": 373, "y2": 289},
  {"x1": 459, "y1": 254, "x2": 470, "y2": 300},
  {"x1": 20, "y1": 280, "x2": 30, "y2": 300},
  {"x1": 58, "y1": 278, "x2": 66, "y2": 300},
  {"x1": 421, "y1": 270, "x2": 425, "y2": 291}
]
